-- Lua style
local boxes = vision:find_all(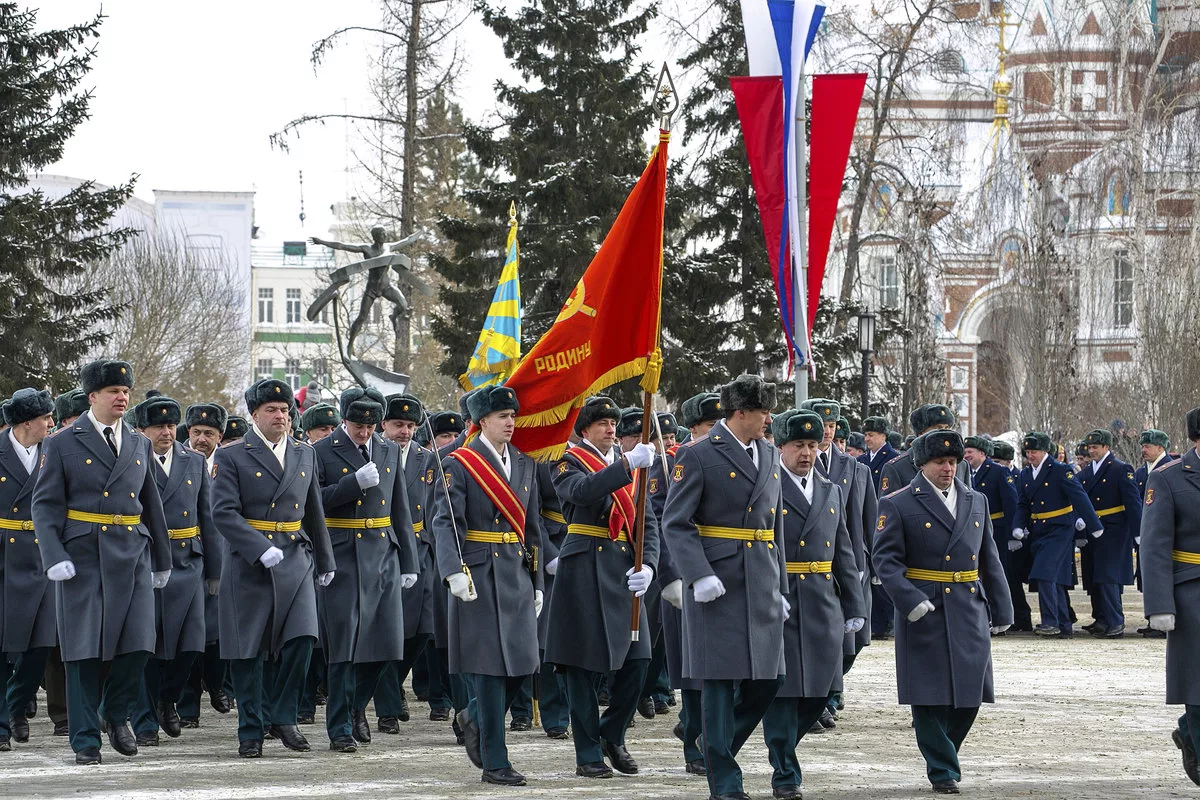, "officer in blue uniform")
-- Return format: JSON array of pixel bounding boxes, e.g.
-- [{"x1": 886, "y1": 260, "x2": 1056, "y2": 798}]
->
[
  {"x1": 0, "y1": 389, "x2": 56, "y2": 748},
  {"x1": 873, "y1": 430, "x2": 1012, "y2": 794},
  {"x1": 1011, "y1": 432, "x2": 1102, "y2": 638},
  {"x1": 33, "y1": 361, "x2": 172, "y2": 765},
  {"x1": 1078, "y1": 429, "x2": 1141, "y2": 638},
  {"x1": 859, "y1": 416, "x2": 898, "y2": 639},
  {"x1": 963, "y1": 436, "x2": 1024, "y2": 630},
  {"x1": 991, "y1": 441, "x2": 1018, "y2": 477}
]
